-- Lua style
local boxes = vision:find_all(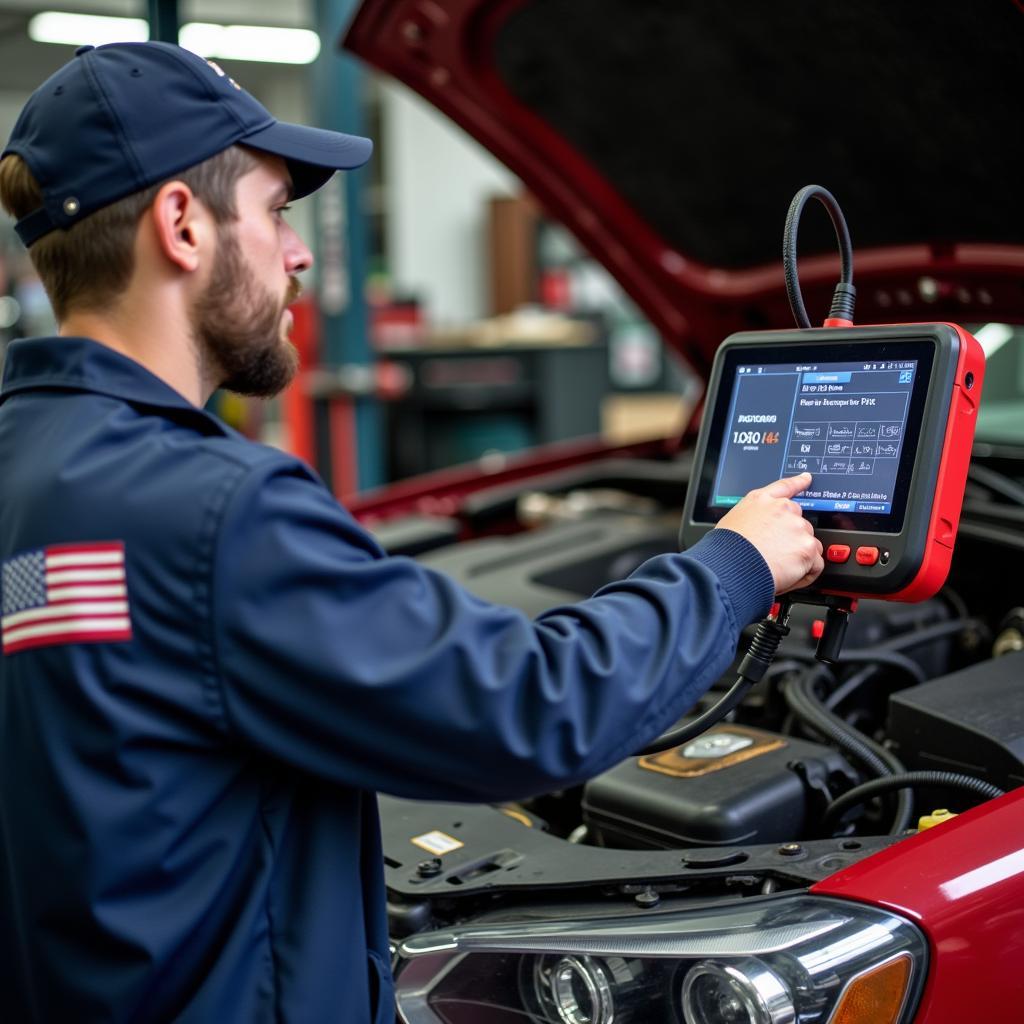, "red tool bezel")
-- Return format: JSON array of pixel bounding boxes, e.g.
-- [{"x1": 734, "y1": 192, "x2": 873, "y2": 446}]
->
[{"x1": 880, "y1": 323, "x2": 984, "y2": 602}]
